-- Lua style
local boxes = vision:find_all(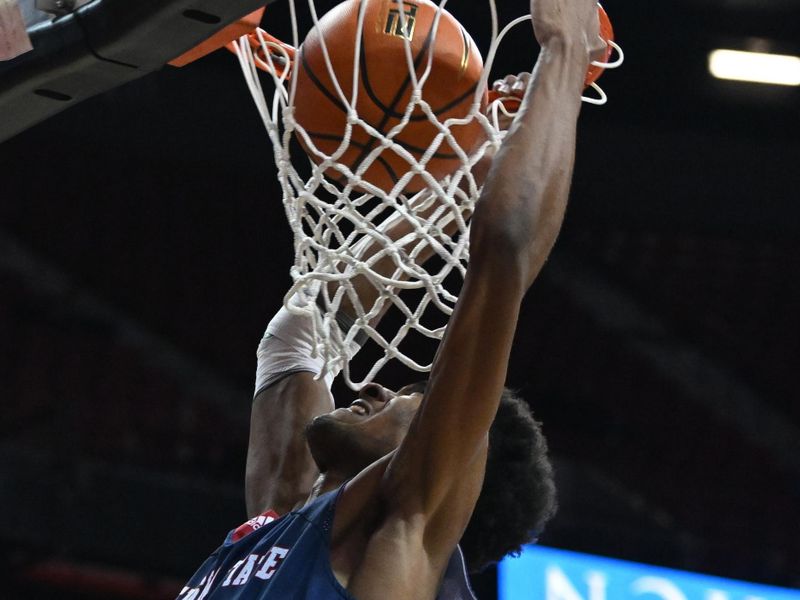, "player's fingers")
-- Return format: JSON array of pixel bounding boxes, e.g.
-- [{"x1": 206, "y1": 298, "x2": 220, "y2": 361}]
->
[
  {"x1": 492, "y1": 72, "x2": 533, "y2": 98},
  {"x1": 493, "y1": 81, "x2": 511, "y2": 96},
  {"x1": 505, "y1": 72, "x2": 528, "y2": 97}
]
